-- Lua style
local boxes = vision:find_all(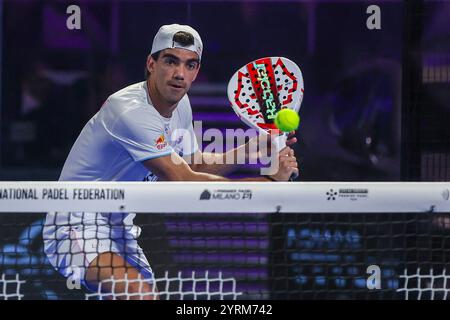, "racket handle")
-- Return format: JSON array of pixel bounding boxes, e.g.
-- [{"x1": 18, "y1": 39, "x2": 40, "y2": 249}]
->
[
  {"x1": 272, "y1": 134, "x2": 298, "y2": 181},
  {"x1": 290, "y1": 171, "x2": 299, "y2": 181}
]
